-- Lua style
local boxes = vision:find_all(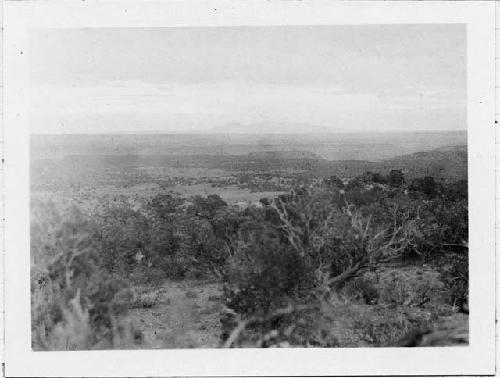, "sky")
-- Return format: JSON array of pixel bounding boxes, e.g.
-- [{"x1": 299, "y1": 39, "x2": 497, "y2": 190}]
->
[{"x1": 29, "y1": 25, "x2": 466, "y2": 134}]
